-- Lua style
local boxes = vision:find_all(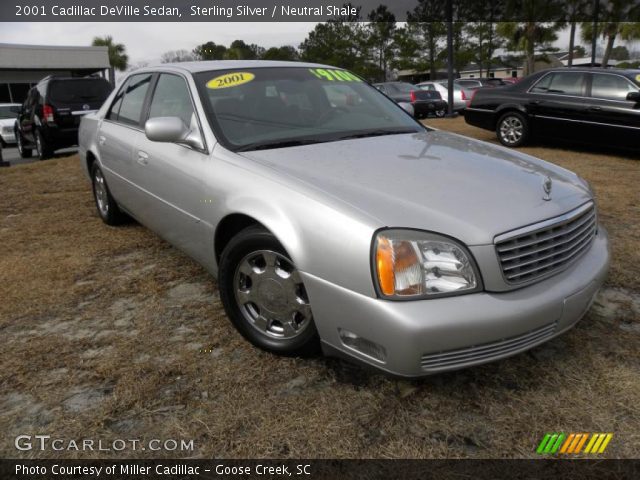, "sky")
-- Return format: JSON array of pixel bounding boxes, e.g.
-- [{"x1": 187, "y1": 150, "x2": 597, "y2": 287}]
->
[
  {"x1": 0, "y1": 22, "x2": 317, "y2": 65},
  {"x1": 0, "y1": 22, "x2": 636, "y2": 67}
]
